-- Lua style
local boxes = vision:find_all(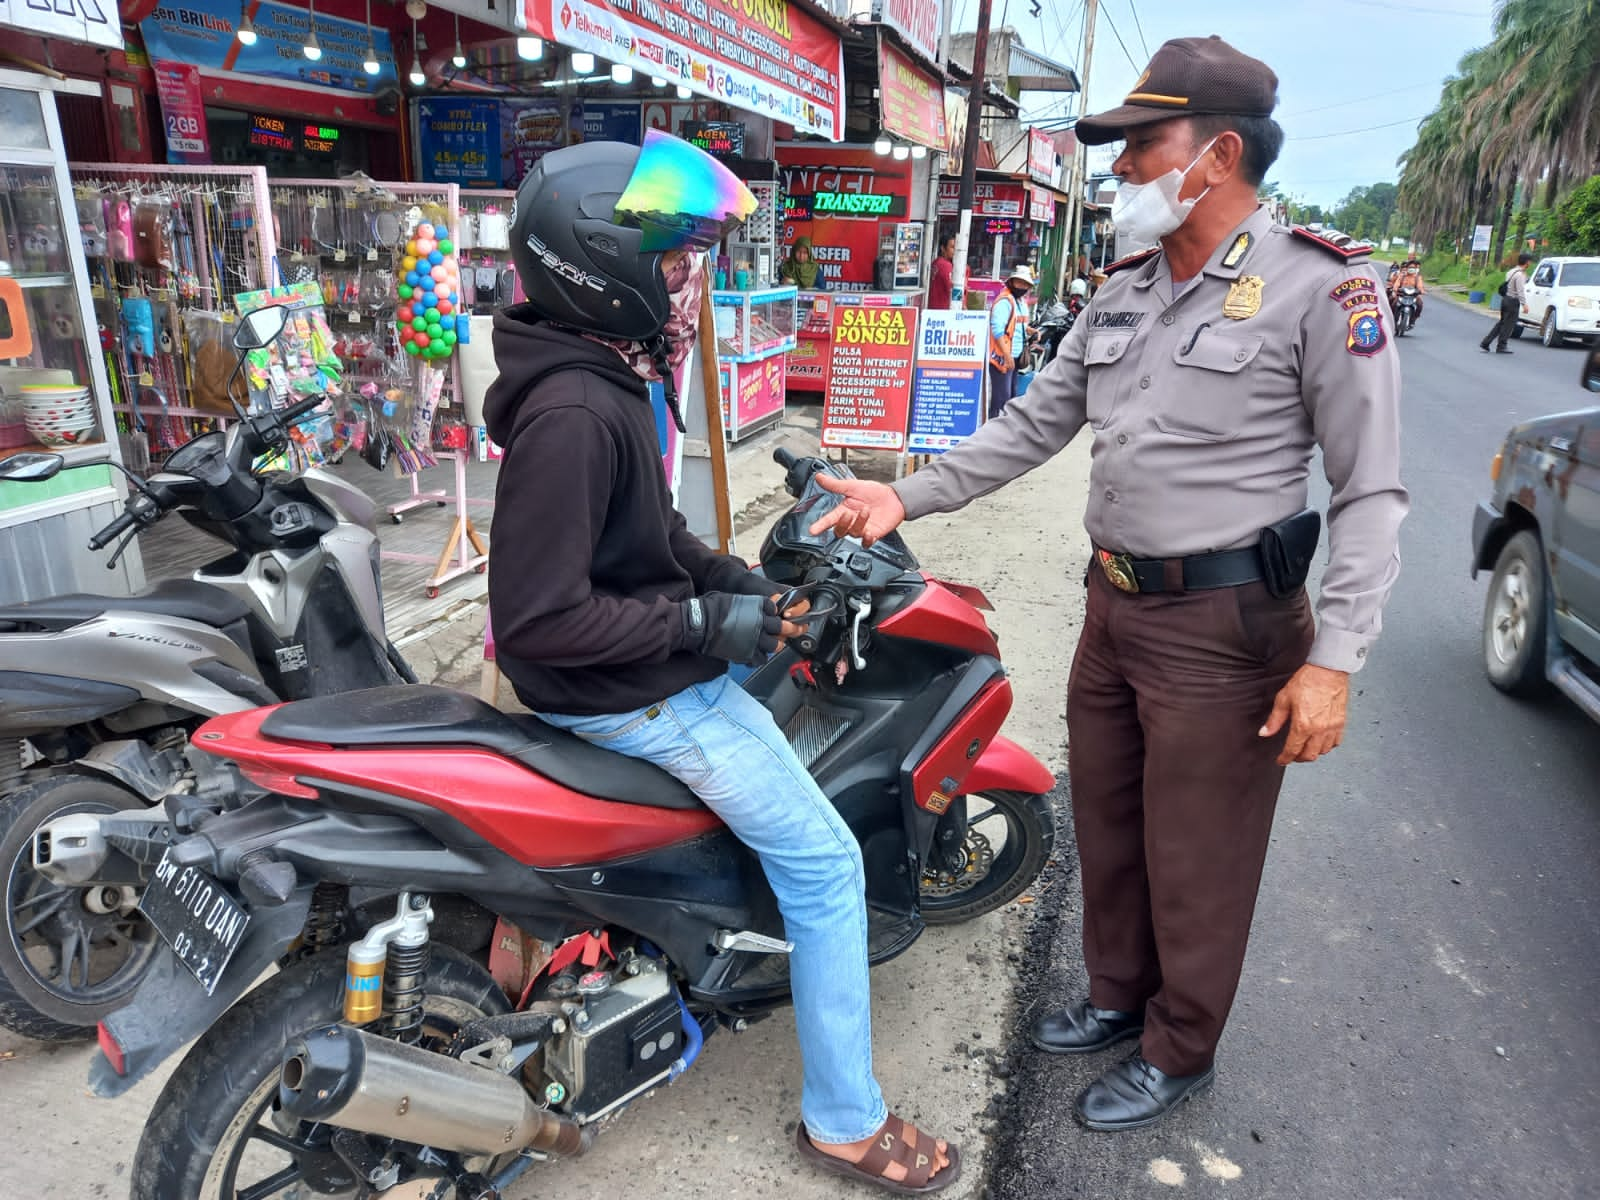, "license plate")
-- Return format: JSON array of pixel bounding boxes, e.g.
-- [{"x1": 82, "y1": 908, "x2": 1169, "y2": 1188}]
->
[{"x1": 139, "y1": 851, "x2": 251, "y2": 996}]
